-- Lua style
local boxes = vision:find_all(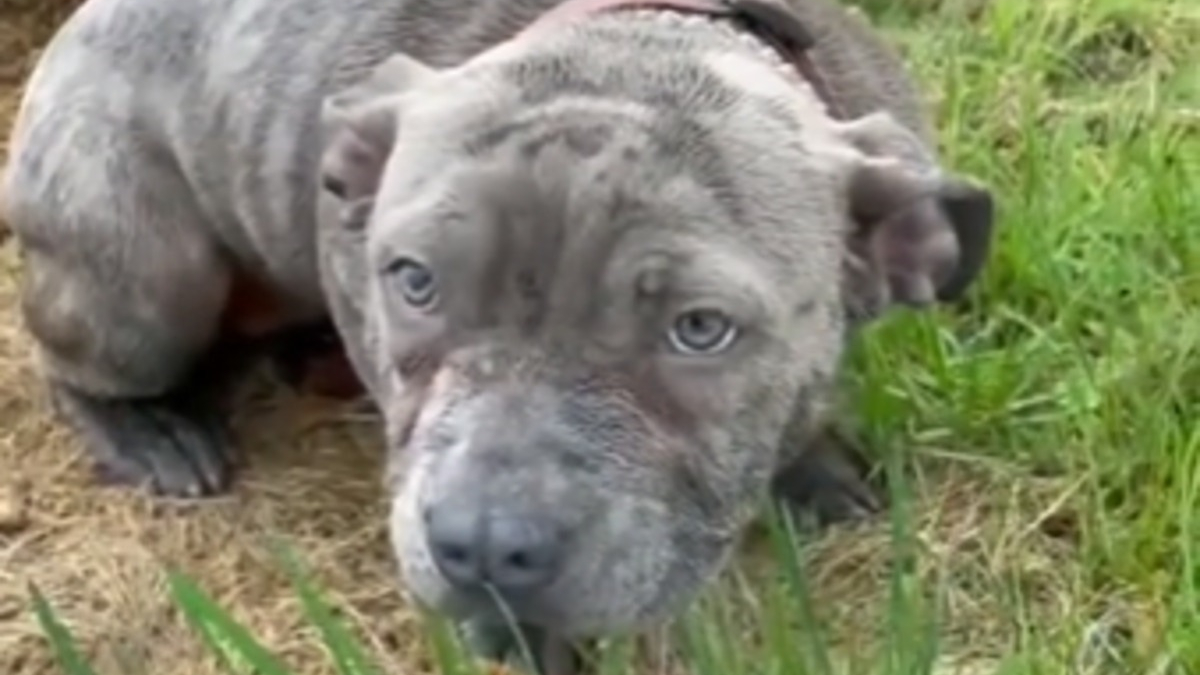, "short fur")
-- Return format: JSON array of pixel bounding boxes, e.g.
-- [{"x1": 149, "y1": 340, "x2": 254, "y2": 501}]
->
[{"x1": 2, "y1": 0, "x2": 994, "y2": 666}]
